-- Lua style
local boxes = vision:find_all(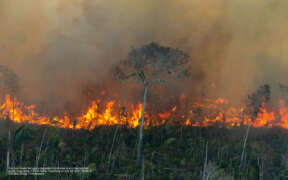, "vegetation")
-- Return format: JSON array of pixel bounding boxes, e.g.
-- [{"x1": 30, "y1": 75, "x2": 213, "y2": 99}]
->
[
  {"x1": 0, "y1": 46, "x2": 286, "y2": 180},
  {"x1": 1, "y1": 121, "x2": 288, "y2": 179}
]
